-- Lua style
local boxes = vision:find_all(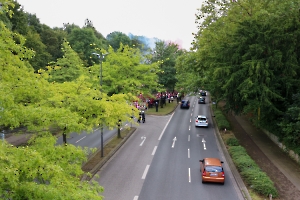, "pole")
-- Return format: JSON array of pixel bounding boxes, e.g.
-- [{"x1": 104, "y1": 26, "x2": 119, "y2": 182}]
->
[
  {"x1": 100, "y1": 56, "x2": 104, "y2": 157},
  {"x1": 92, "y1": 52, "x2": 108, "y2": 158}
]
